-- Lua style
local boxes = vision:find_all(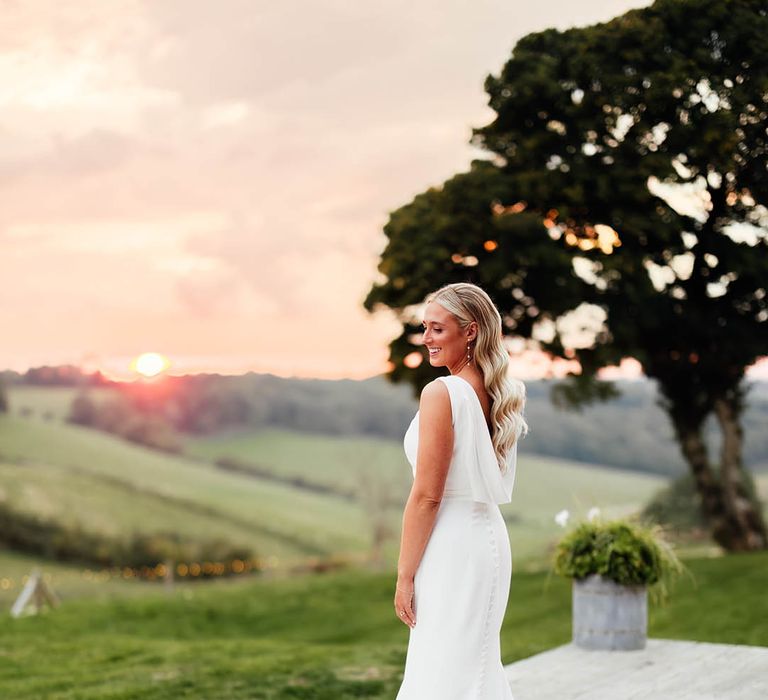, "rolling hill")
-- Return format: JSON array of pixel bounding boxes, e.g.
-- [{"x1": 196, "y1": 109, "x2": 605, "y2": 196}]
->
[
  {"x1": 0, "y1": 412, "x2": 370, "y2": 561},
  {"x1": 1, "y1": 386, "x2": 674, "y2": 571},
  {"x1": 7, "y1": 375, "x2": 768, "y2": 476}
]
